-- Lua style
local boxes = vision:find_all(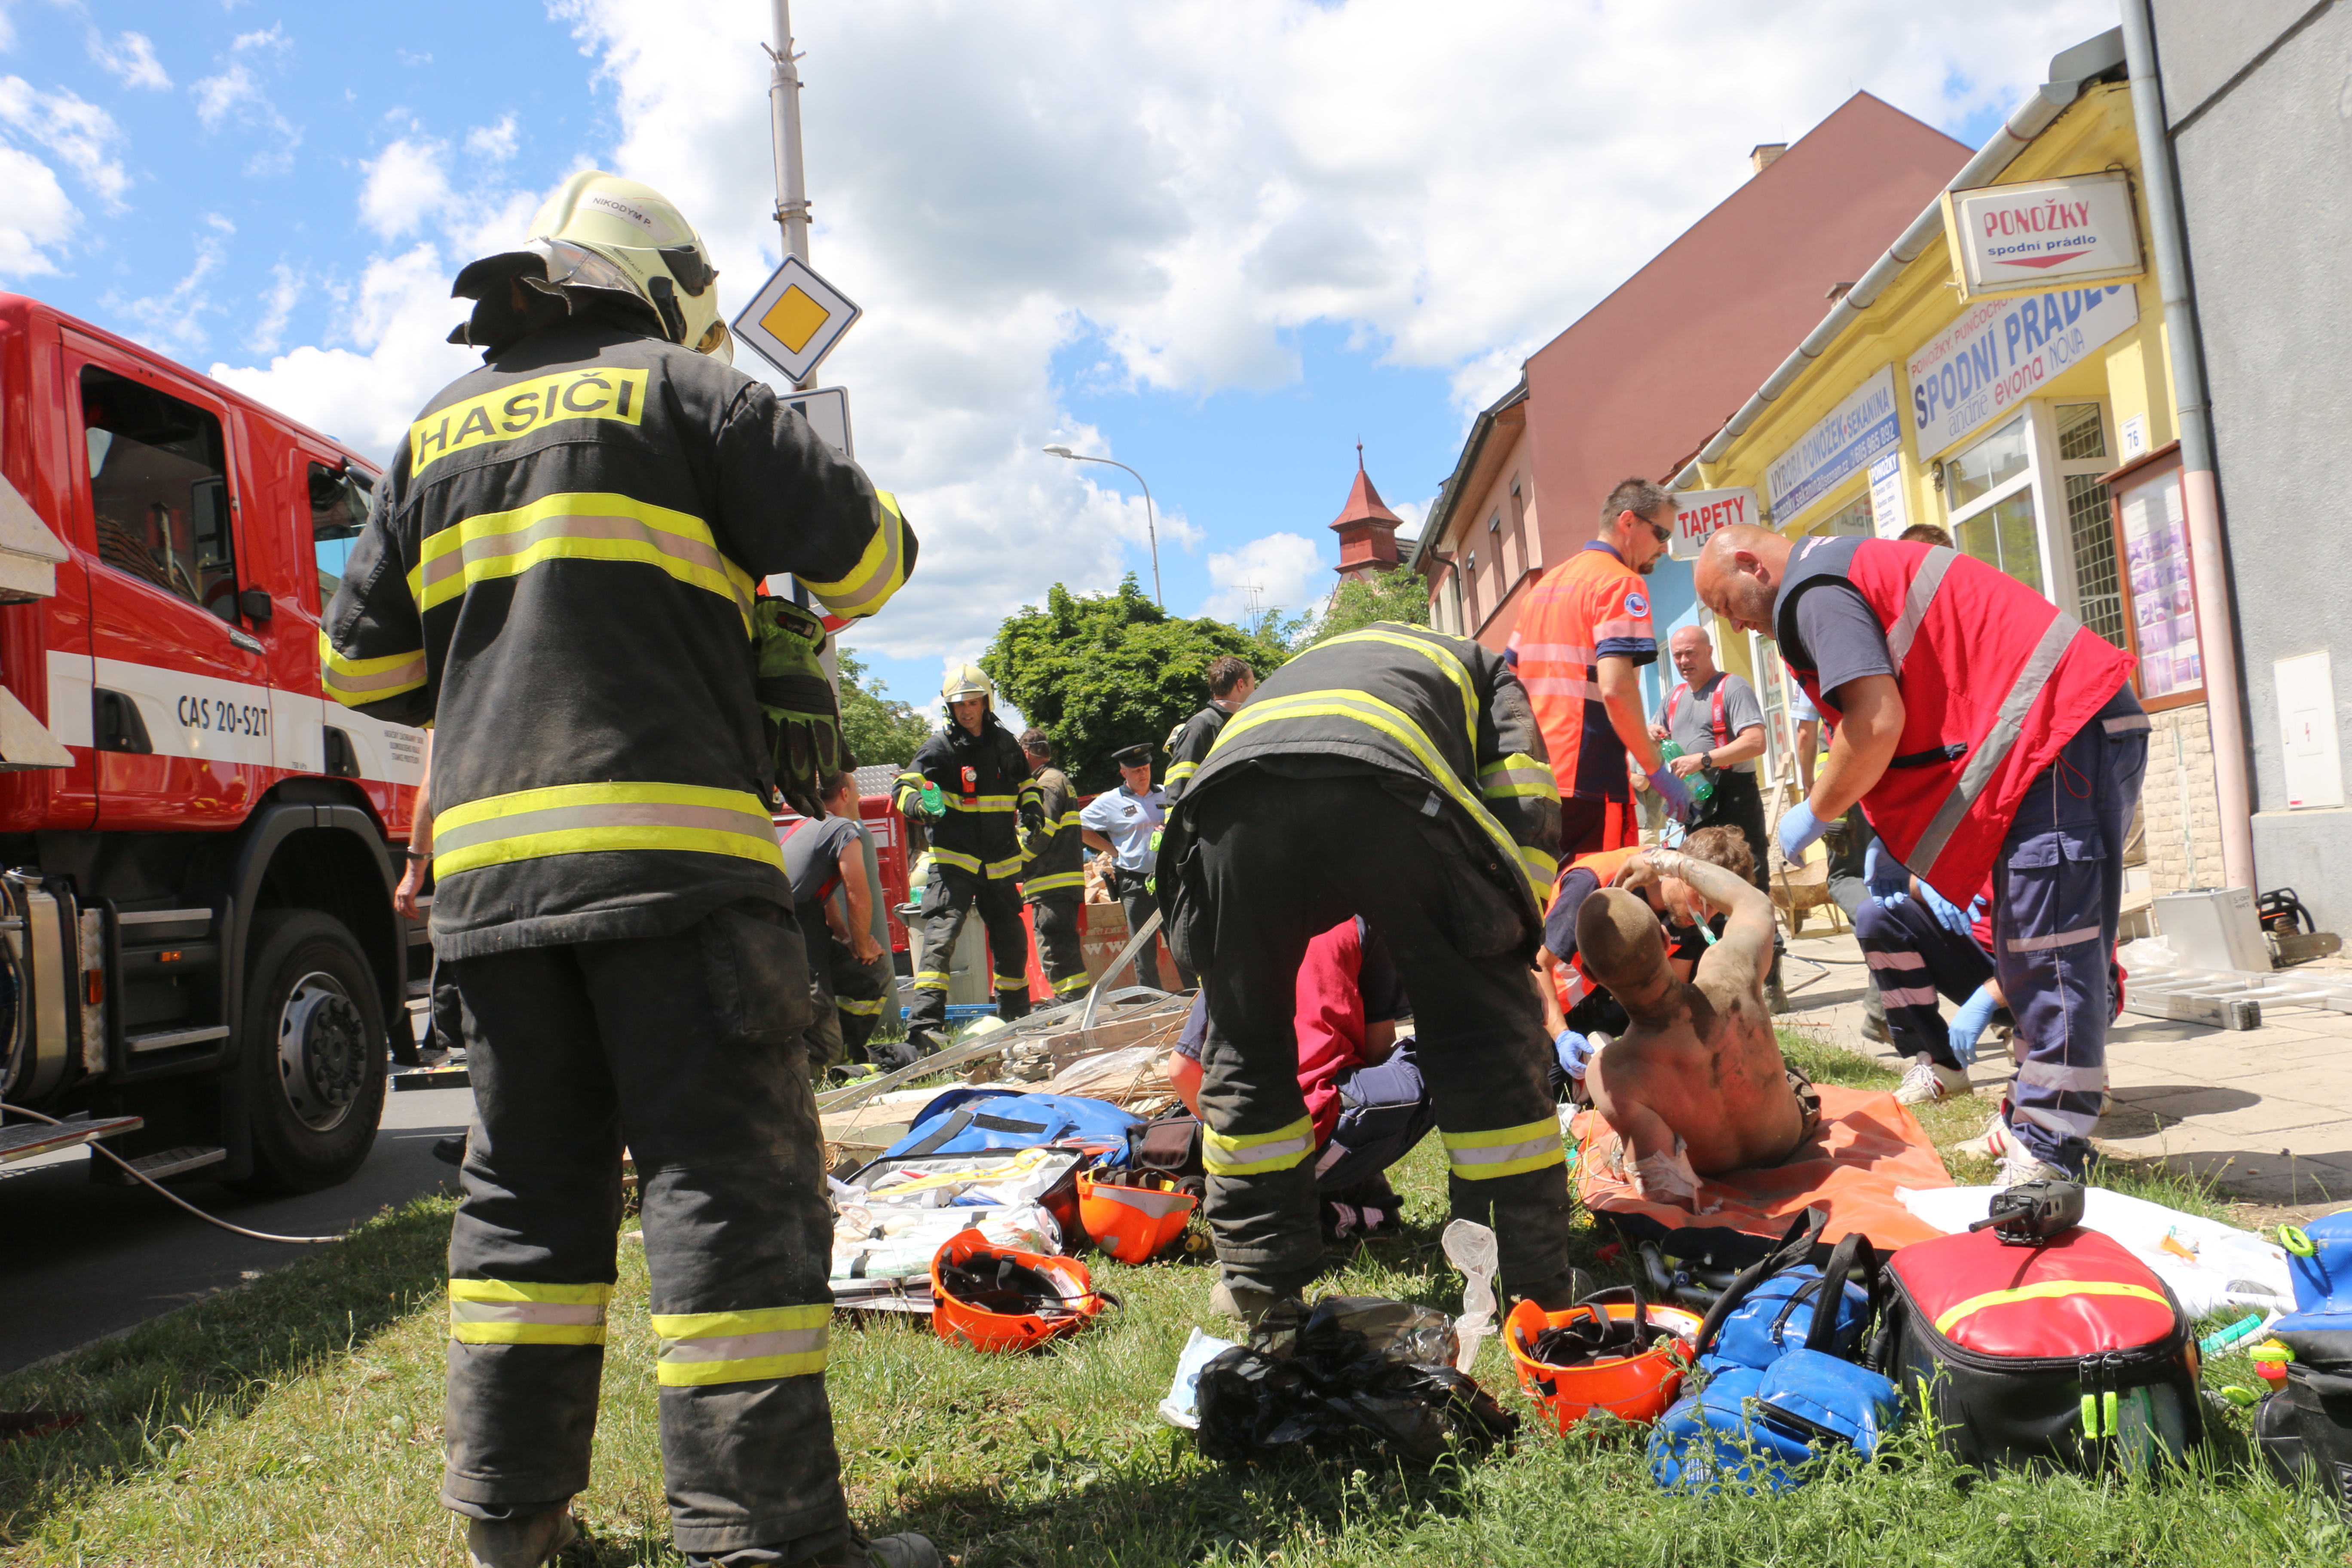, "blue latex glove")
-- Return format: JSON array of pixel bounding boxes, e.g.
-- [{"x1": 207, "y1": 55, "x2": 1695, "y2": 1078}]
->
[
  {"x1": 1554, "y1": 1028, "x2": 1595, "y2": 1081},
  {"x1": 1646, "y1": 765, "x2": 1694, "y2": 824},
  {"x1": 1776, "y1": 799, "x2": 1825, "y2": 864},
  {"x1": 1948, "y1": 981, "x2": 2000, "y2": 1067},
  {"x1": 1864, "y1": 840, "x2": 1908, "y2": 906},
  {"x1": 1917, "y1": 879, "x2": 1973, "y2": 938}
]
